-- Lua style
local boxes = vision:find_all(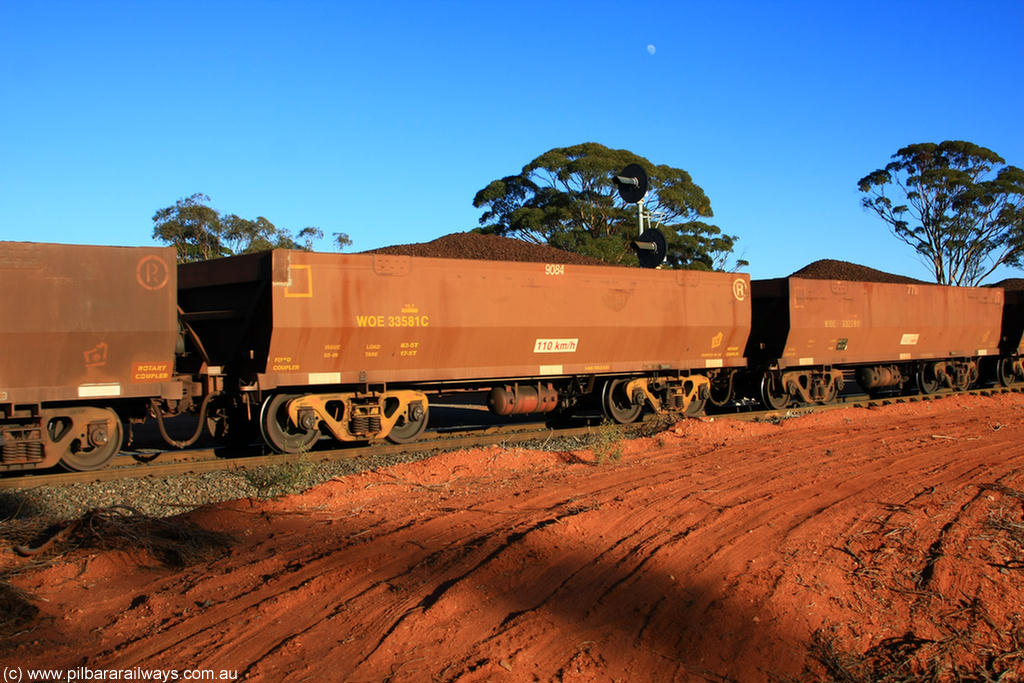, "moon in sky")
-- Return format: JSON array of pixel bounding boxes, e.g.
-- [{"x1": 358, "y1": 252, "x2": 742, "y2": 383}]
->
[{"x1": 647, "y1": 44, "x2": 656, "y2": 55}]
